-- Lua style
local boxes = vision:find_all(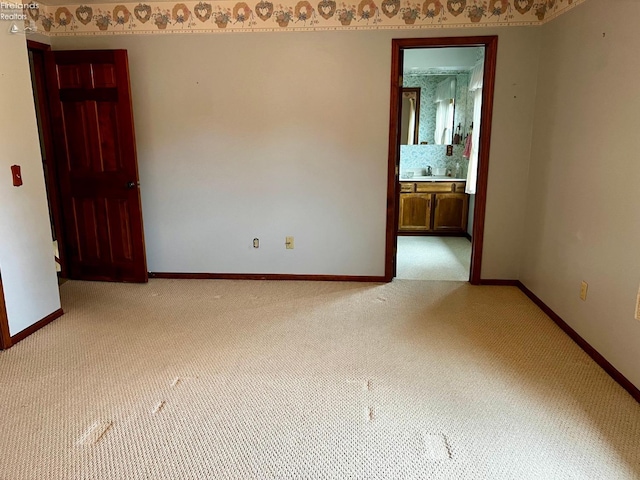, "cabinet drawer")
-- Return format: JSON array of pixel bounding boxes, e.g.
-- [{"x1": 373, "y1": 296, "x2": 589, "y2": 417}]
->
[
  {"x1": 400, "y1": 182, "x2": 415, "y2": 193},
  {"x1": 415, "y1": 182, "x2": 466, "y2": 193}
]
